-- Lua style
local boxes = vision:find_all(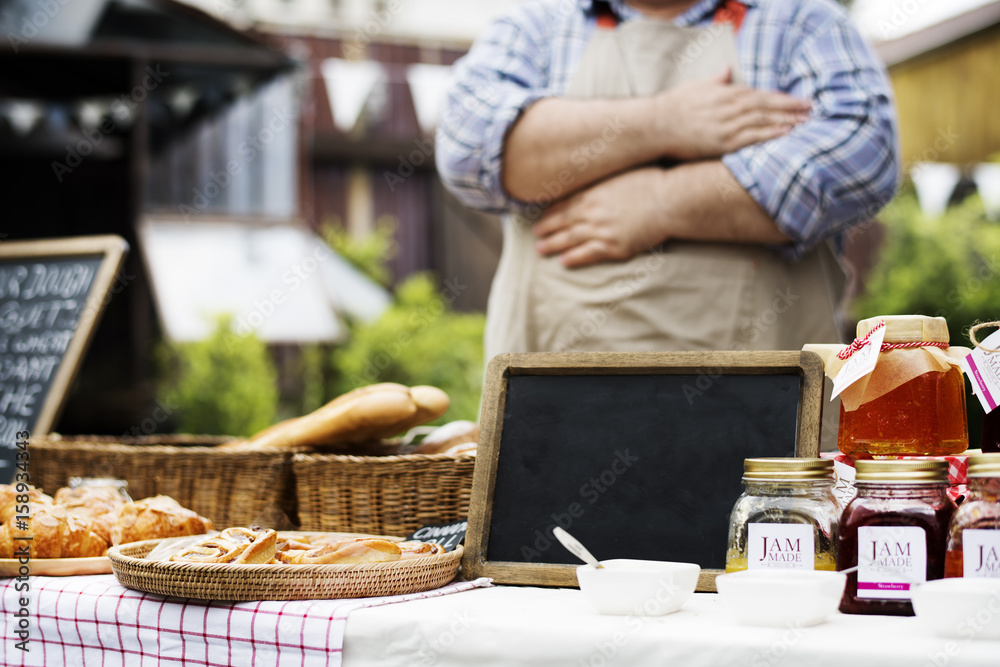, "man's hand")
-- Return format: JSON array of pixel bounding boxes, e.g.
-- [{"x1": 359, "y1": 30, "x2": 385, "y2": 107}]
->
[
  {"x1": 533, "y1": 167, "x2": 668, "y2": 268},
  {"x1": 654, "y1": 68, "x2": 811, "y2": 161},
  {"x1": 533, "y1": 161, "x2": 791, "y2": 268}
]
